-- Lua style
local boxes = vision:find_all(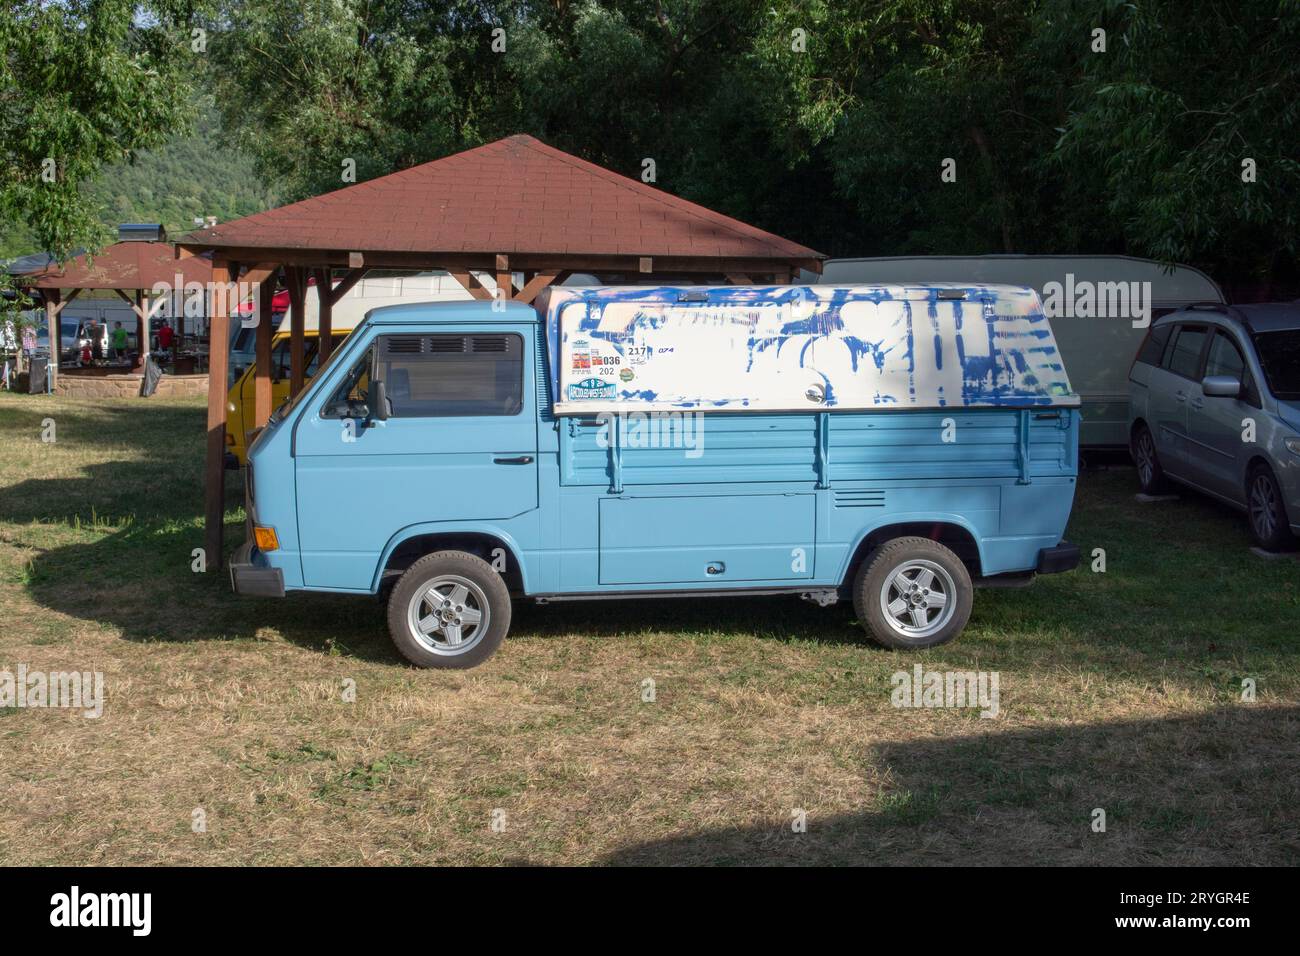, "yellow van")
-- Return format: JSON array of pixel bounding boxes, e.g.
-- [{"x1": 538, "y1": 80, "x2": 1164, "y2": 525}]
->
[{"x1": 225, "y1": 328, "x2": 349, "y2": 466}]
